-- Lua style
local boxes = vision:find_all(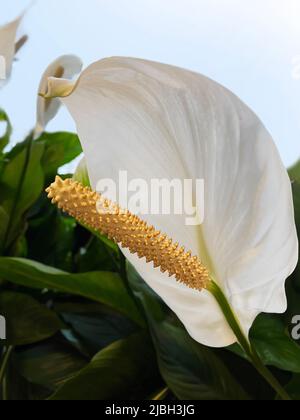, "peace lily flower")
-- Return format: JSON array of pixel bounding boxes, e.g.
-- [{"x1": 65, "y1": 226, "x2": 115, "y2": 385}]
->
[
  {"x1": 0, "y1": 13, "x2": 28, "y2": 89},
  {"x1": 34, "y1": 55, "x2": 83, "y2": 138},
  {"x1": 41, "y1": 57, "x2": 298, "y2": 391},
  {"x1": 41, "y1": 57, "x2": 298, "y2": 349},
  {"x1": 42, "y1": 56, "x2": 299, "y2": 399}
]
